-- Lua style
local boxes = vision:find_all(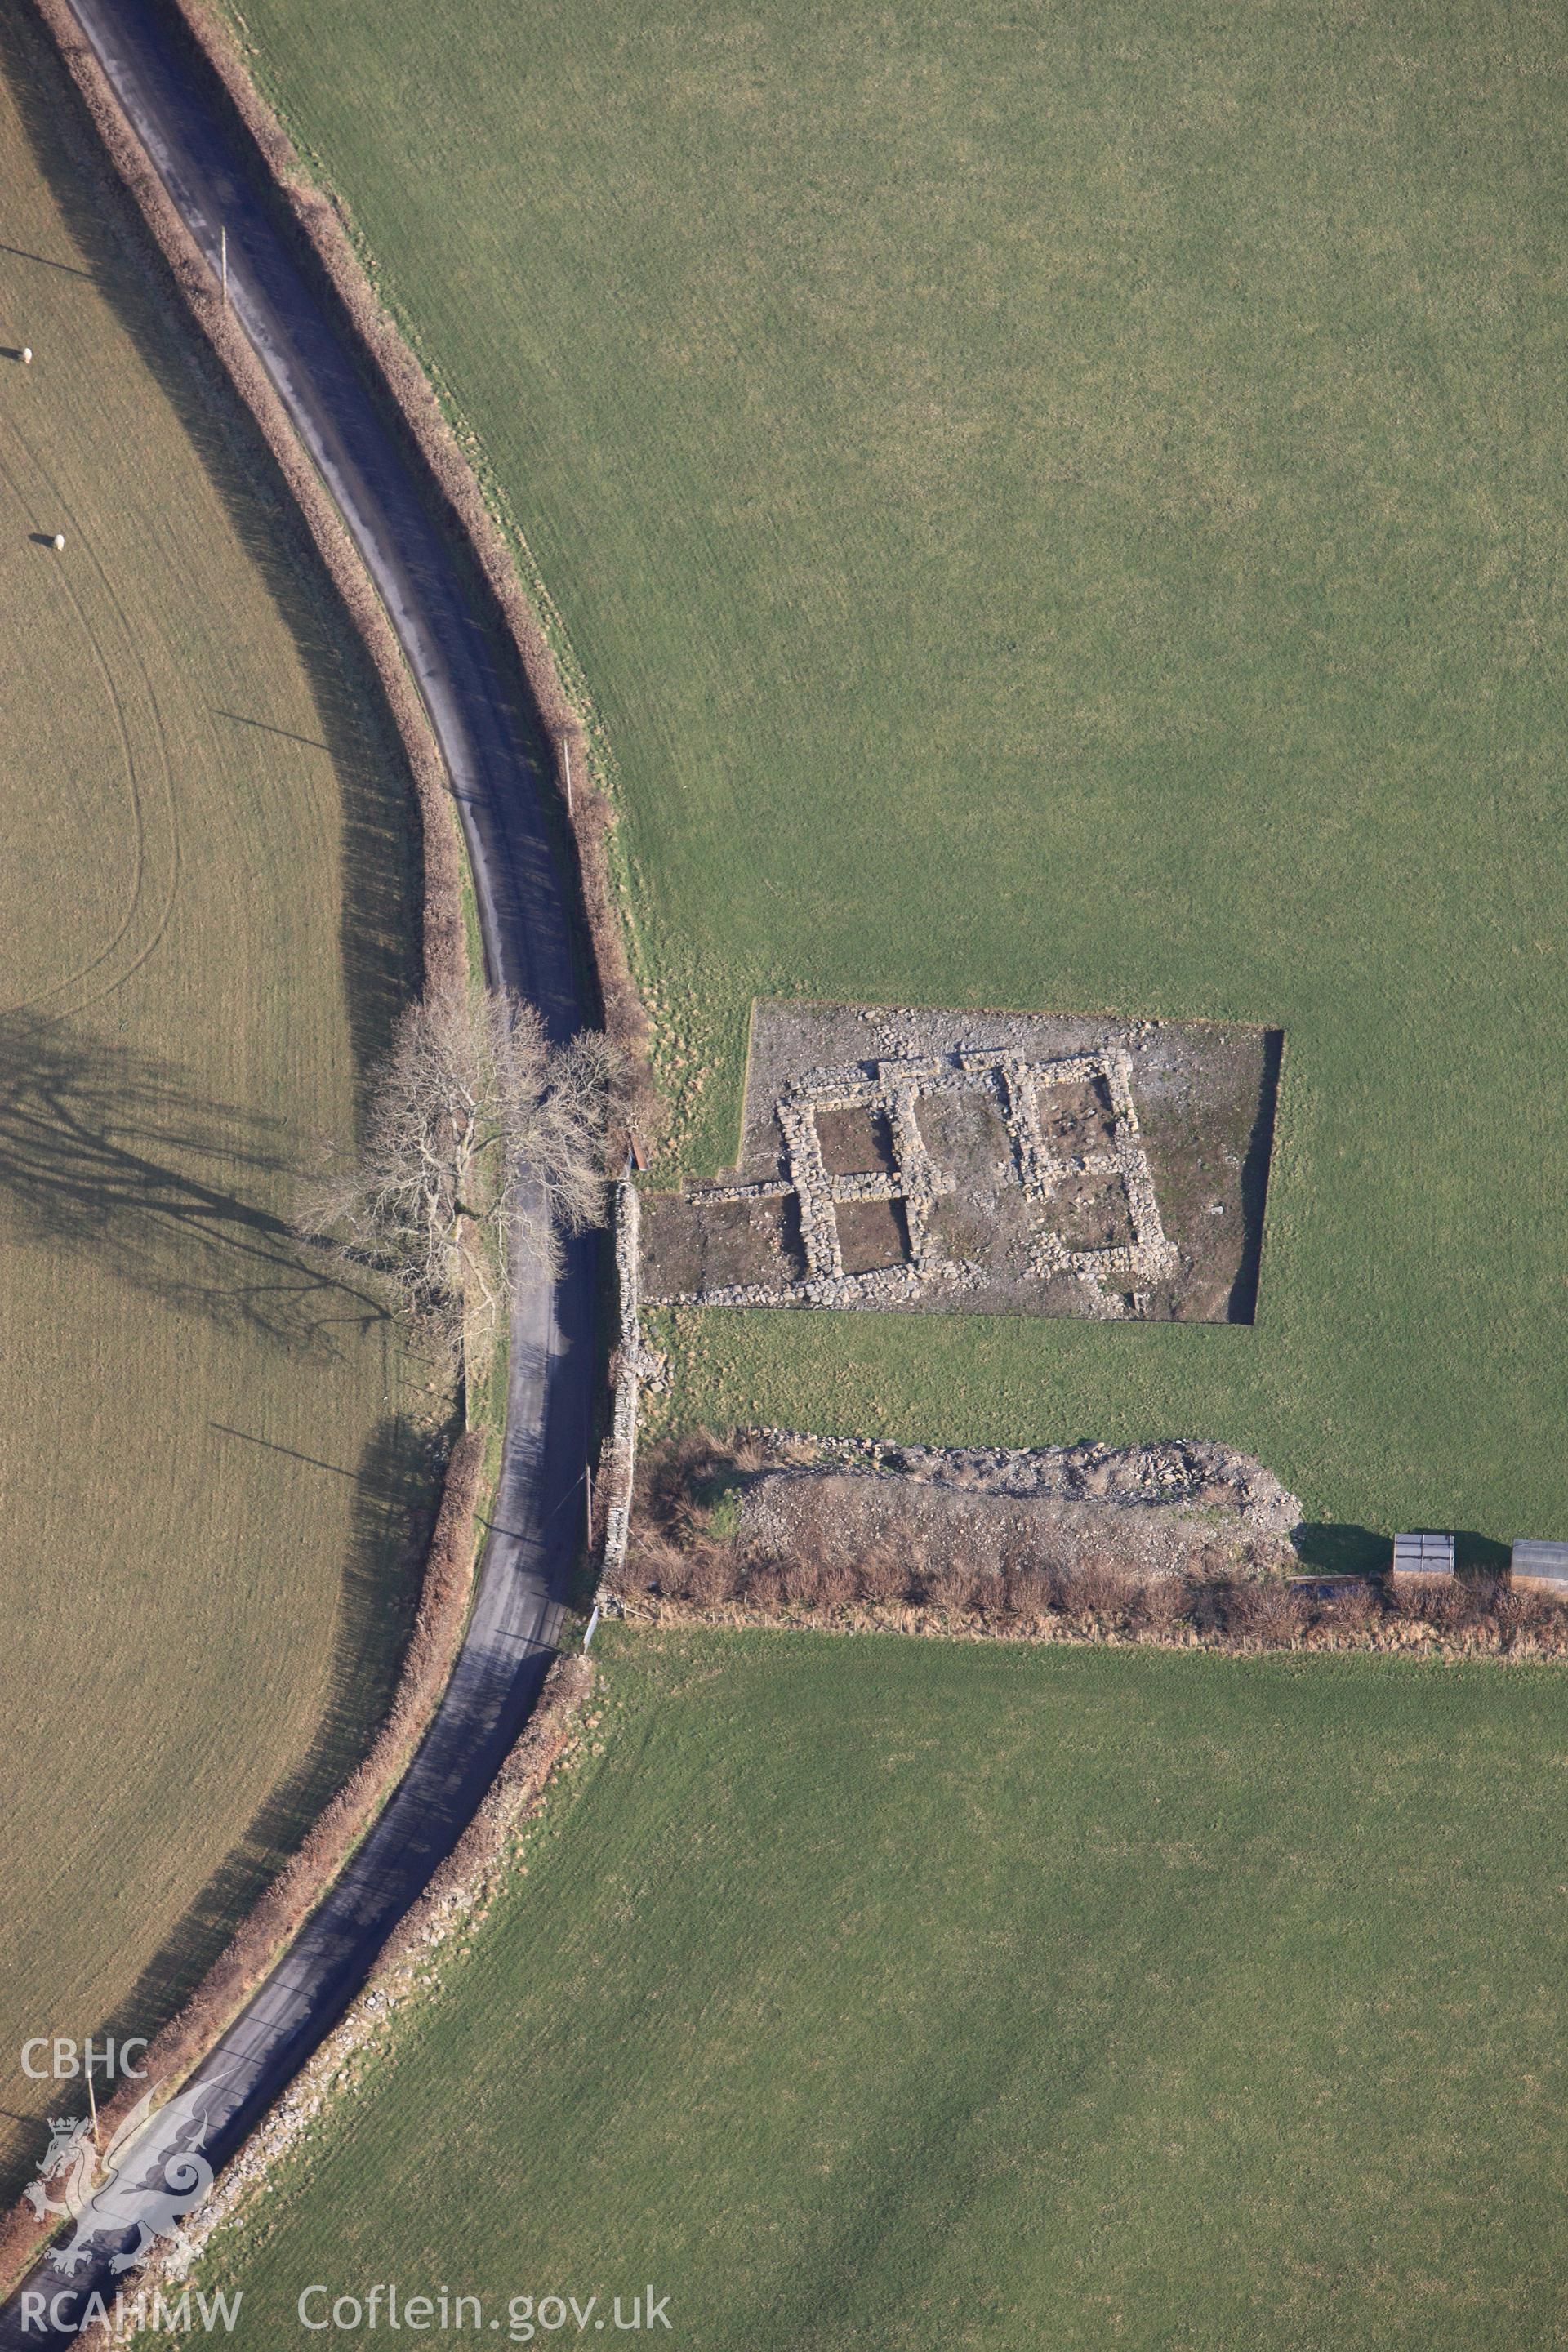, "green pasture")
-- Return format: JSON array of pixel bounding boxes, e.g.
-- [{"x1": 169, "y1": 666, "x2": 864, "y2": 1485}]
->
[
  {"x1": 222, "y1": 0, "x2": 1568, "y2": 1543},
  {"x1": 194, "y1": 1626, "x2": 1568, "y2": 2351}
]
